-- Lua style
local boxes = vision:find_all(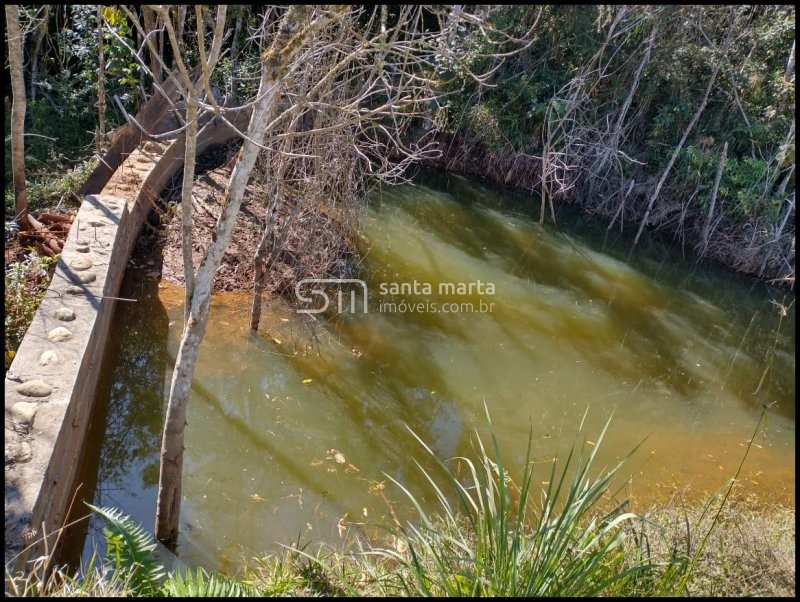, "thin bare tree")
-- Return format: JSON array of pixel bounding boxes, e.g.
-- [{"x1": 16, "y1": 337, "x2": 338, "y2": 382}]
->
[
  {"x1": 6, "y1": 5, "x2": 29, "y2": 228},
  {"x1": 155, "y1": 5, "x2": 340, "y2": 546},
  {"x1": 96, "y1": 6, "x2": 106, "y2": 153}
]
